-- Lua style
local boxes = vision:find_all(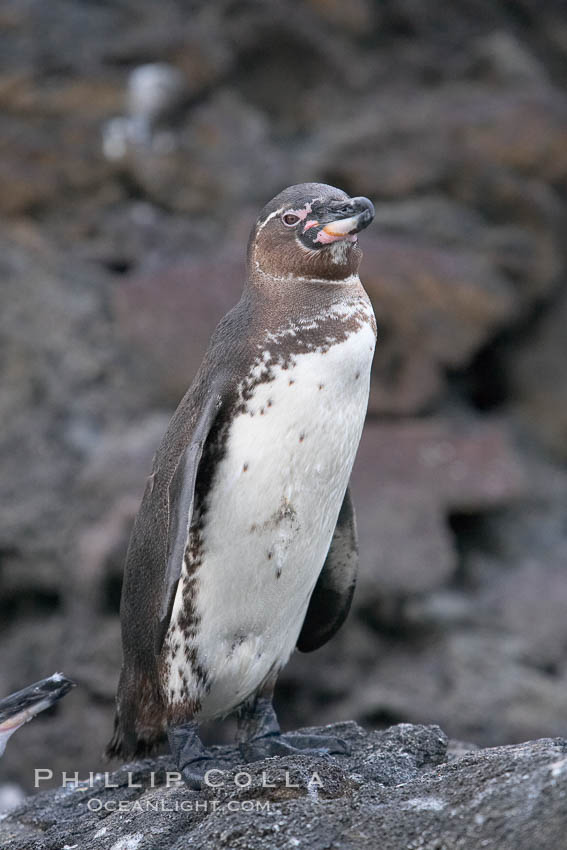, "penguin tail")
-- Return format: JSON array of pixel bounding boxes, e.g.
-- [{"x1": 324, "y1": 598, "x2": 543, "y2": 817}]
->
[
  {"x1": 104, "y1": 713, "x2": 126, "y2": 761},
  {"x1": 104, "y1": 667, "x2": 168, "y2": 761},
  {"x1": 104, "y1": 711, "x2": 167, "y2": 761}
]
